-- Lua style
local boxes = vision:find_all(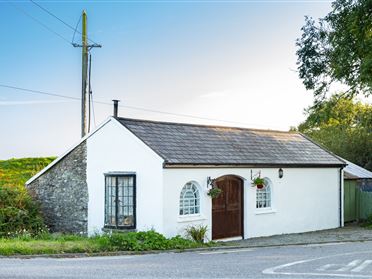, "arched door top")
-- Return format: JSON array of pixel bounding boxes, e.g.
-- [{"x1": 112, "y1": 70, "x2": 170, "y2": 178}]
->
[{"x1": 214, "y1": 174, "x2": 246, "y2": 183}]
